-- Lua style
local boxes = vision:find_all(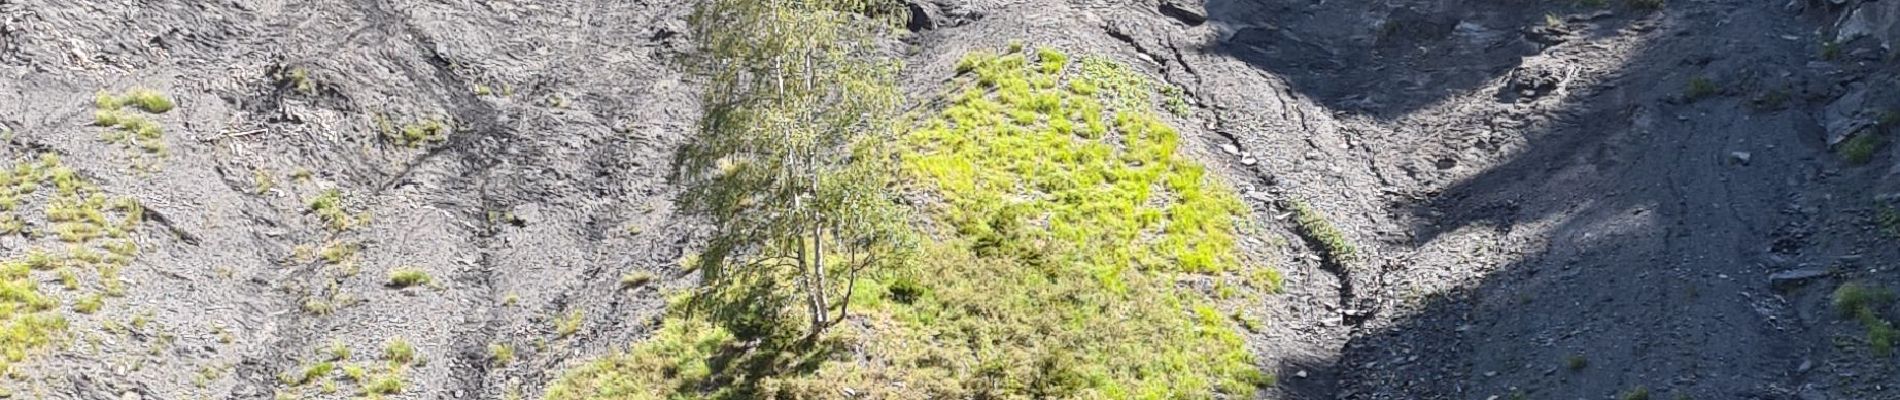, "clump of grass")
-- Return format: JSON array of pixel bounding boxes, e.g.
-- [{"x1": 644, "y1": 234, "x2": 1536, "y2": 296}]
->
[
  {"x1": 74, "y1": 293, "x2": 104, "y2": 314},
  {"x1": 387, "y1": 267, "x2": 432, "y2": 288},
  {"x1": 1876, "y1": 203, "x2": 1900, "y2": 238},
  {"x1": 1821, "y1": 40, "x2": 1843, "y2": 61},
  {"x1": 384, "y1": 337, "x2": 415, "y2": 364},
  {"x1": 318, "y1": 241, "x2": 357, "y2": 265},
  {"x1": 365, "y1": 373, "x2": 404, "y2": 394},
  {"x1": 327, "y1": 340, "x2": 351, "y2": 361},
  {"x1": 620, "y1": 271, "x2": 655, "y2": 289},
  {"x1": 1684, "y1": 77, "x2": 1718, "y2": 100},
  {"x1": 284, "y1": 361, "x2": 334, "y2": 386},
  {"x1": 1840, "y1": 133, "x2": 1885, "y2": 165},
  {"x1": 92, "y1": 89, "x2": 172, "y2": 162},
  {"x1": 307, "y1": 189, "x2": 359, "y2": 231},
  {"x1": 489, "y1": 342, "x2": 514, "y2": 366},
  {"x1": 555, "y1": 309, "x2": 584, "y2": 338},
  {"x1": 1622, "y1": 386, "x2": 1651, "y2": 400},
  {"x1": 373, "y1": 113, "x2": 451, "y2": 147},
  {"x1": 124, "y1": 88, "x2": 174, "y2": 113},
  {"x1": 302, "y1": 298, "x2": 335, "y2": 315},
  {"x1": 252, "y1": 169, "x2": 274, "y2": 194},
  {"x1": 1289, "y1": 199, "x2": 1357, "y2": 261},
  {"x1": 1565, "y1": 354, "x2": 1588, "y2": 371},
  {"x1": 1835, "y1": 282, "x2": 1897, "y2": 356},
  {"x1": 284, "y1": 68, "x2": 314, "y2": 95}
]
